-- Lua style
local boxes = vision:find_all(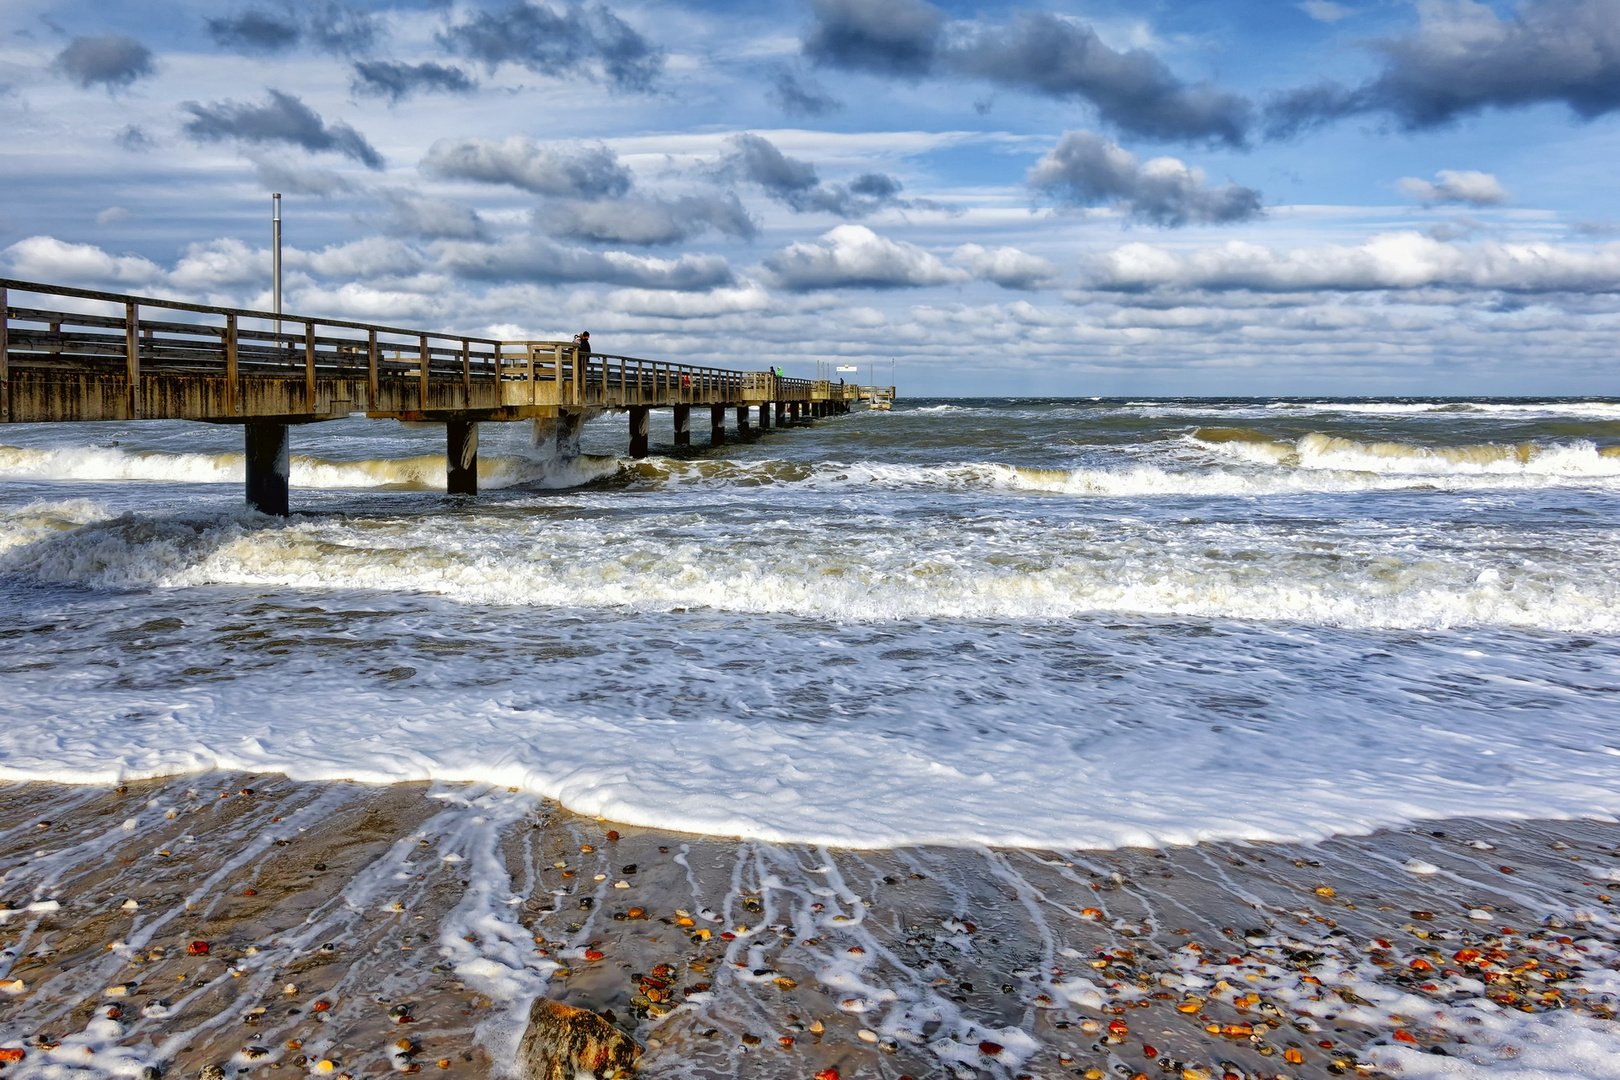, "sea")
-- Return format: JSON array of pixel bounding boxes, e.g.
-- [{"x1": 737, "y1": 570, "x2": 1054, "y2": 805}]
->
[{"x1": 1, "y1": 397, "x2": 1619, "y2": 852}]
